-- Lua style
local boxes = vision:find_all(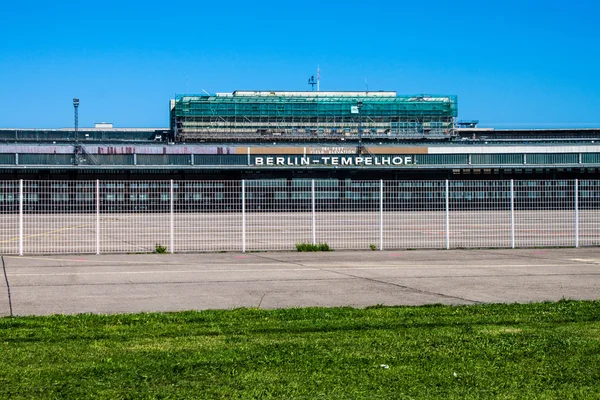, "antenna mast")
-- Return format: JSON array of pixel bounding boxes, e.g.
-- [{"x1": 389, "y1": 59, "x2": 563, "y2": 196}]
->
[{"x1": 317, "y1": 65, "x2": 320, "y2": 91}]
